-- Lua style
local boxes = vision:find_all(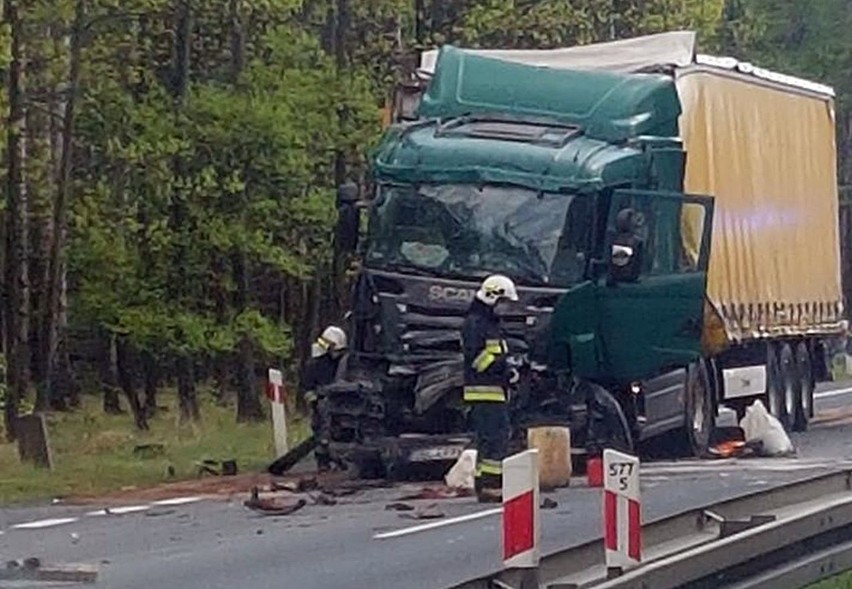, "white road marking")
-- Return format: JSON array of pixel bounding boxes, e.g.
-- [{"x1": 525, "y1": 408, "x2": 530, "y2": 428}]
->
[
  {"x1": 152, "y1": 496, "x2": 203, "y2": 506},
  {"x1": 5, "y1": 496, "x2": 207, "y2": 533},
  {"x1": 12, "y1": 517, "x2": 78, "y2": 530},
  {"x1": 373, "y1": 507, "x2": 502, "y2": 540},
  {"x1": 814, "y1": 386, "x2": 852, "y2": 400}
]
